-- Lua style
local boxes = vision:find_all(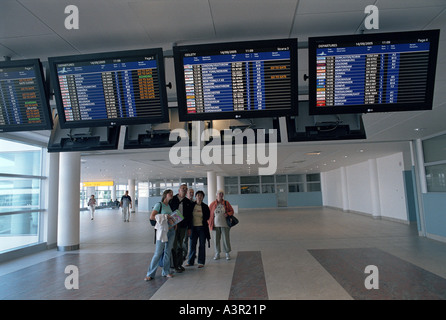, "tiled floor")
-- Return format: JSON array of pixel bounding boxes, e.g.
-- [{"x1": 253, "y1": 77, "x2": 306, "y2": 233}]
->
[{"x1": 1, "y1": 206, "x2": 446, "y2": 300}]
